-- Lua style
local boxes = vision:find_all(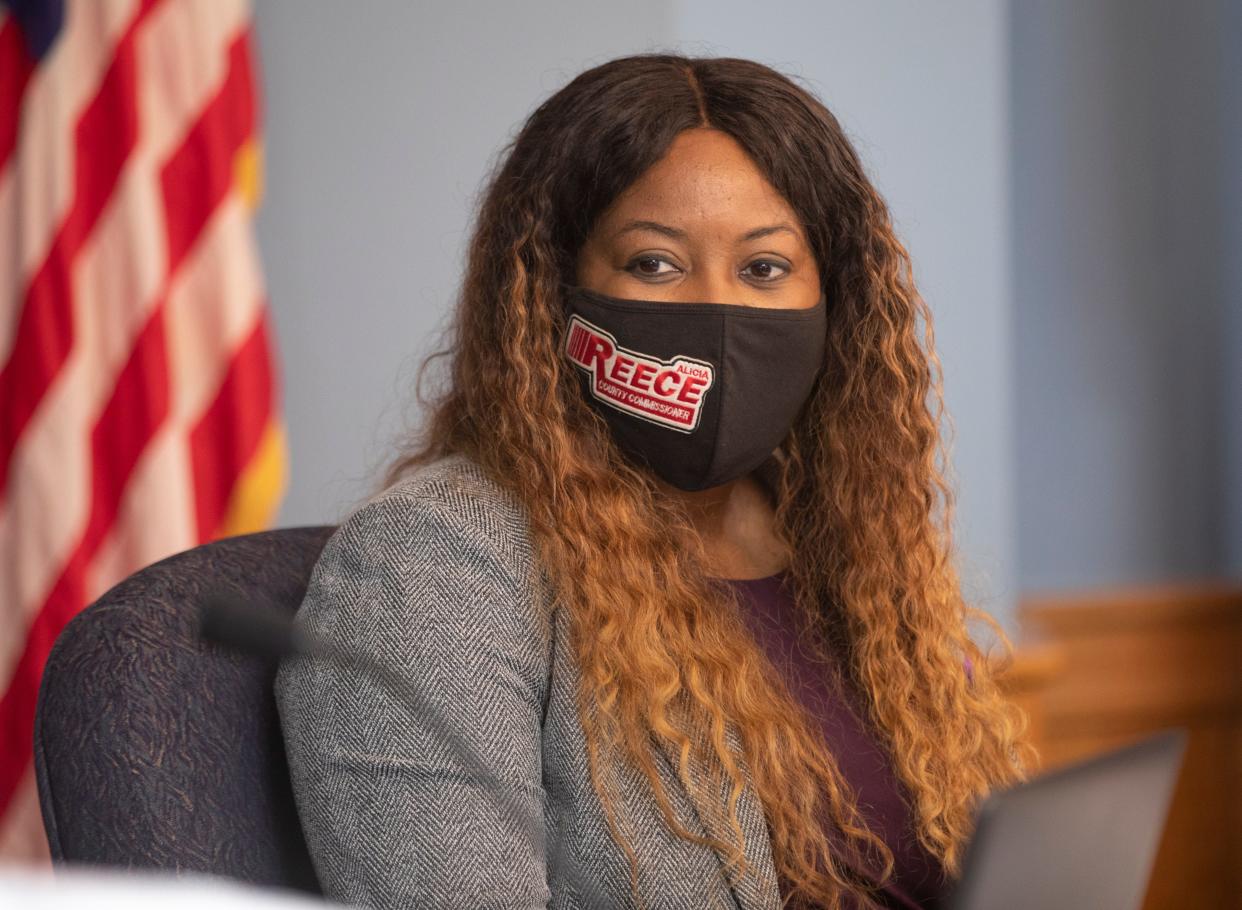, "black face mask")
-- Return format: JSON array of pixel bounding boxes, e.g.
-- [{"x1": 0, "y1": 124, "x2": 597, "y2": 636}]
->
[{"x1": 561, "y1": 285, "x2": 828, "y2": 491}]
